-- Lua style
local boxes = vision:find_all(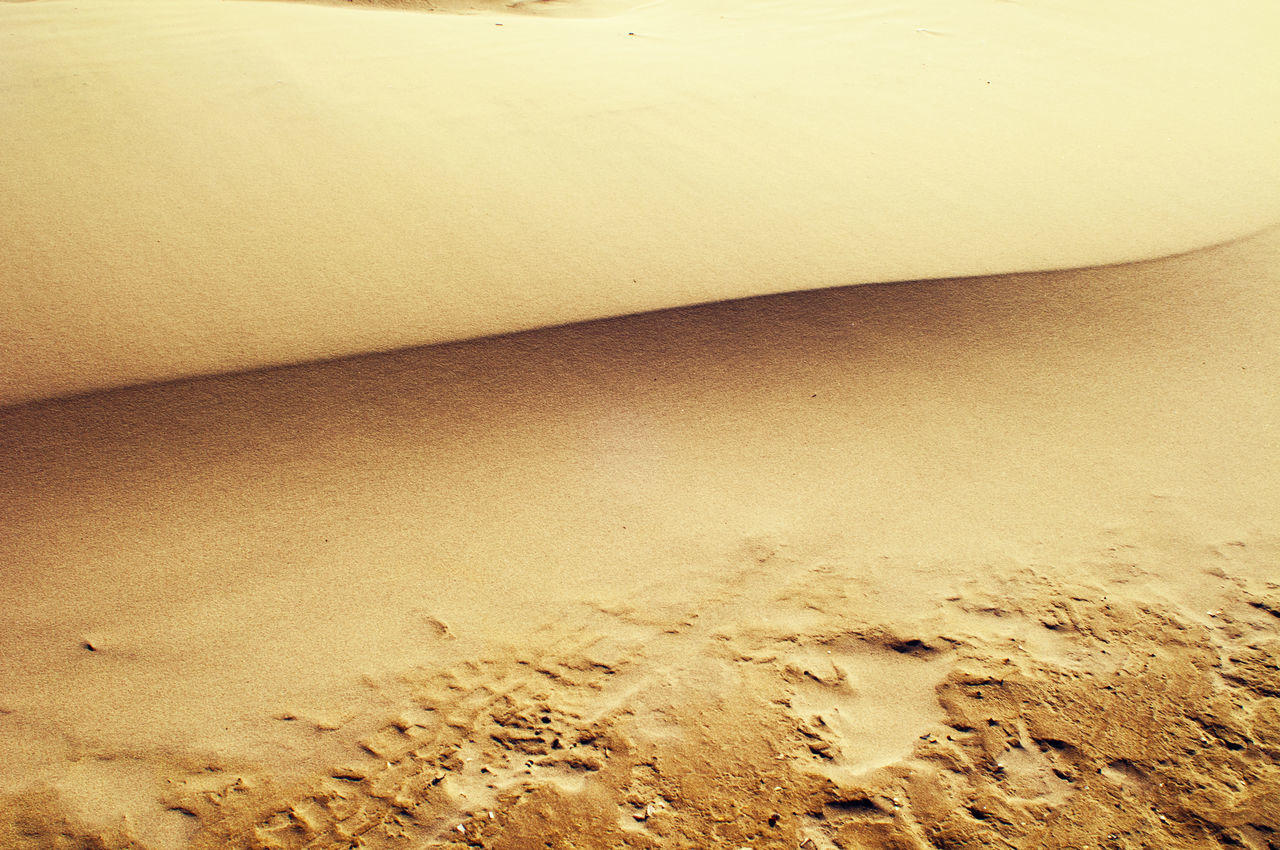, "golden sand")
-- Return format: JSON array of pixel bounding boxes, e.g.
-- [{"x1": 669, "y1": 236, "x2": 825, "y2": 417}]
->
[
  {"x1": 2, "y1": 0, "x2": 1279, "y2": 847},
  {"x1": 3, "y1": 0, "x2": 1279, "y2": 406},
  {"x1": 4, "y1": 229, "x2": 1280, "y2": 846}
]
